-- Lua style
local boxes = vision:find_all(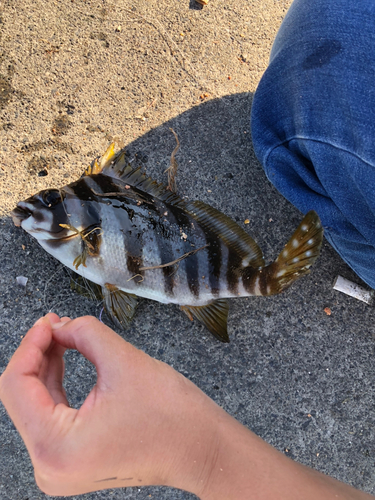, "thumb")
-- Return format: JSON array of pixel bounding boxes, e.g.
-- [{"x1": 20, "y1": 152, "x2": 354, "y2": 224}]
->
[{"x1": 0, "y1": 314, "x2": 74, "y2": 445}]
